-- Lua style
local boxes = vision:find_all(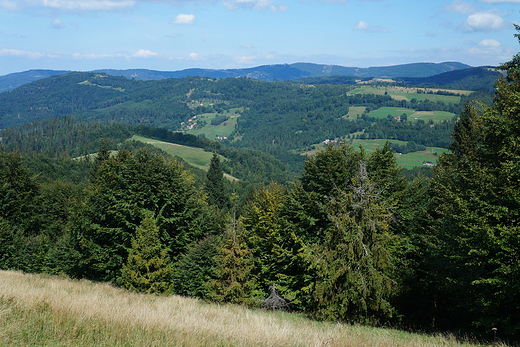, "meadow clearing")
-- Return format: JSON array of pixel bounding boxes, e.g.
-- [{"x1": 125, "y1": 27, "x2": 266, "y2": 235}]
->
[
  {"x1": 0, "y1": 271, "x2": 503, "y2": 347},
  {"x1": 348, "y1": 85, "x2": 472, "y2": 103}
]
